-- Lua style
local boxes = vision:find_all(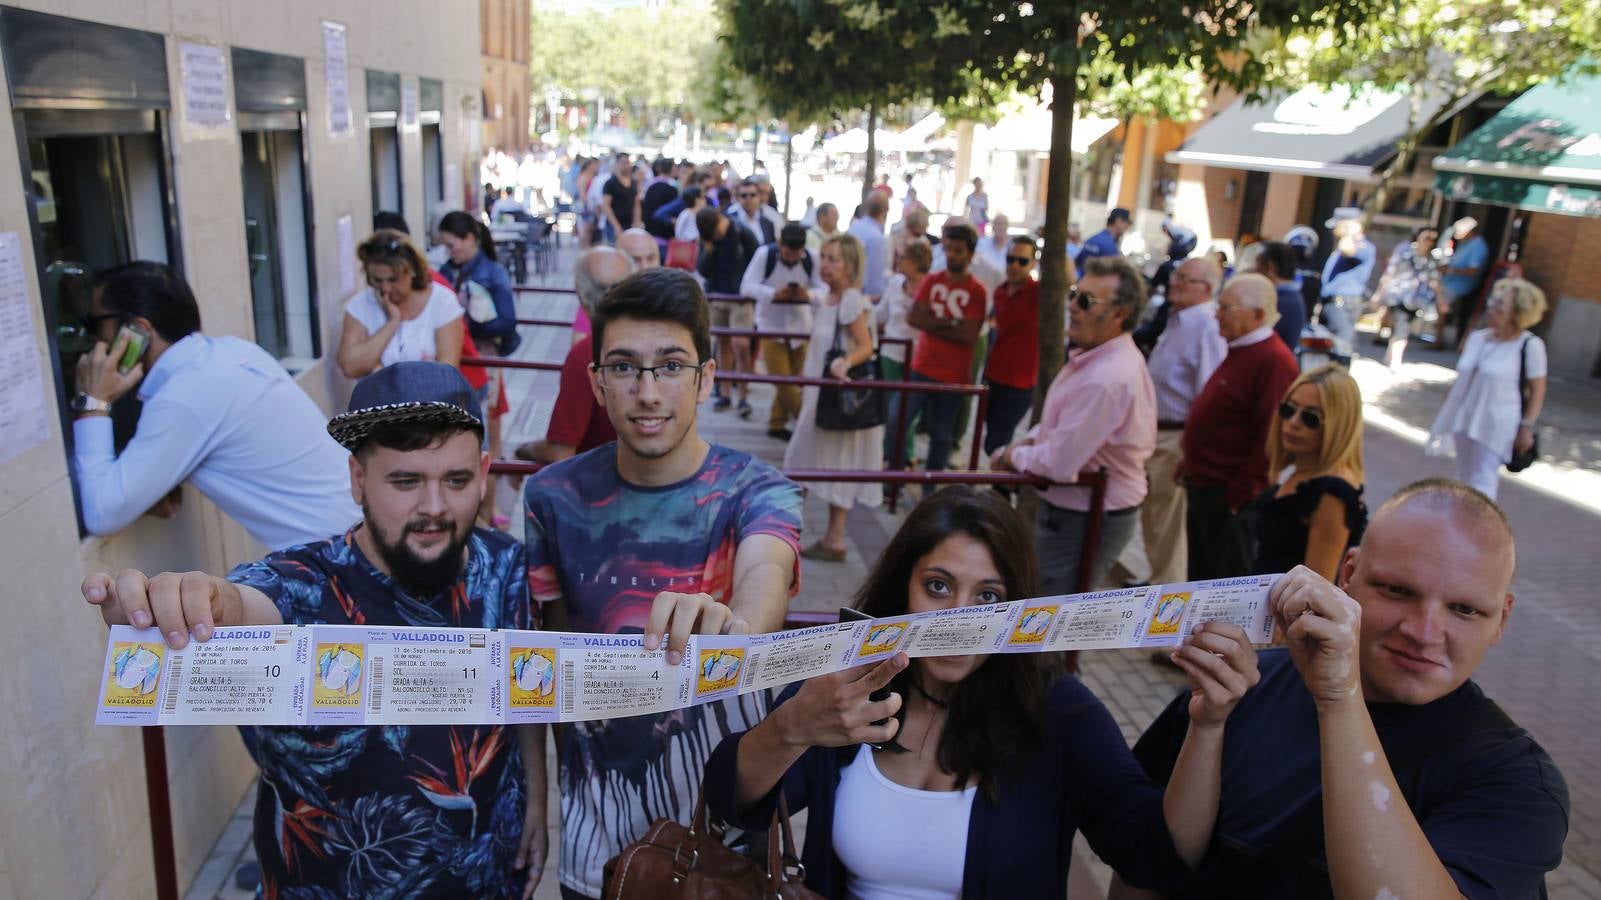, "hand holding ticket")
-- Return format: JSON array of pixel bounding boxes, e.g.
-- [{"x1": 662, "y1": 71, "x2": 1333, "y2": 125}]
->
[{"x1": 84, "y1": 569, "x2": 270, "y2": 648}]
